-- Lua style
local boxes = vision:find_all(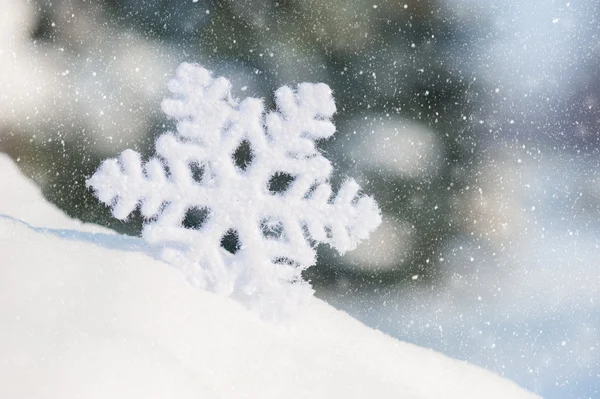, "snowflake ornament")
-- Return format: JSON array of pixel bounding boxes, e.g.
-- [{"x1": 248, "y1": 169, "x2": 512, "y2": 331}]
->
[{"x1": 88, "y1": 63, "x2": 381, "y2": 314}]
